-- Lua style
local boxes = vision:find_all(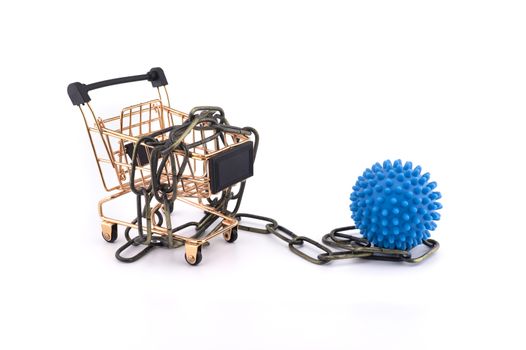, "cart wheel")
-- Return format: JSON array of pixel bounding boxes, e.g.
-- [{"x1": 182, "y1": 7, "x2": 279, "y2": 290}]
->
[
  {"x1": 102, "y1": 223, "x2": 118, "y2": 243},
  {"x1": 225, "y1": 228, "x2": 238, "y2": 243},
  {"x1": 185, "y1": 246, "x2": 203, "y2": 266}
]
